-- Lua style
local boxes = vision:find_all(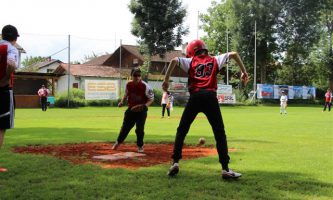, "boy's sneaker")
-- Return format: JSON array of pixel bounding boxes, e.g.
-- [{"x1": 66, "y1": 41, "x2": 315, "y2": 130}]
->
[
  {"x1": 0, "y1": 168, "x2": 7, "y2": 172},
  {"x1": 112, "y1": 142, "x2": 120, "y2": 150},
  {"x1": 138, "y1": 146, "x2": 144, "y2": 153},
  {"x1": 222, "y1": 169, "x2": 242, "y2": 179},
  {"x1": 167, "y1": 163, "x2": 179, "y2": 176}
]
